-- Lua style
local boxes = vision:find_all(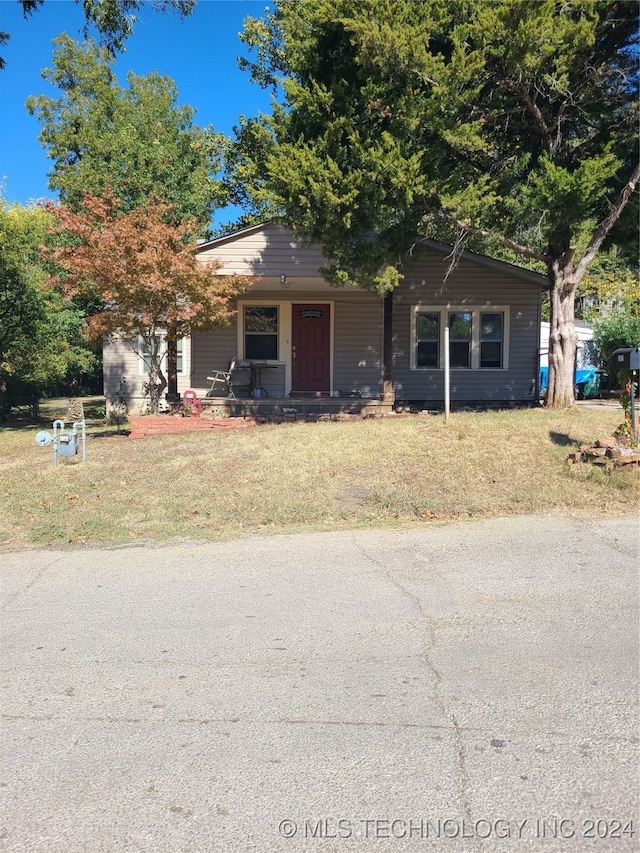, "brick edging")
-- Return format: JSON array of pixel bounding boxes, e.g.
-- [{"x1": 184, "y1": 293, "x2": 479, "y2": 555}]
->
[
  {"x1": 128, "y1": 409, "x2": 418, "y2": 438},
  {"x1": 129, "y1": 415, "x2": 257, "y2": 439}
]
